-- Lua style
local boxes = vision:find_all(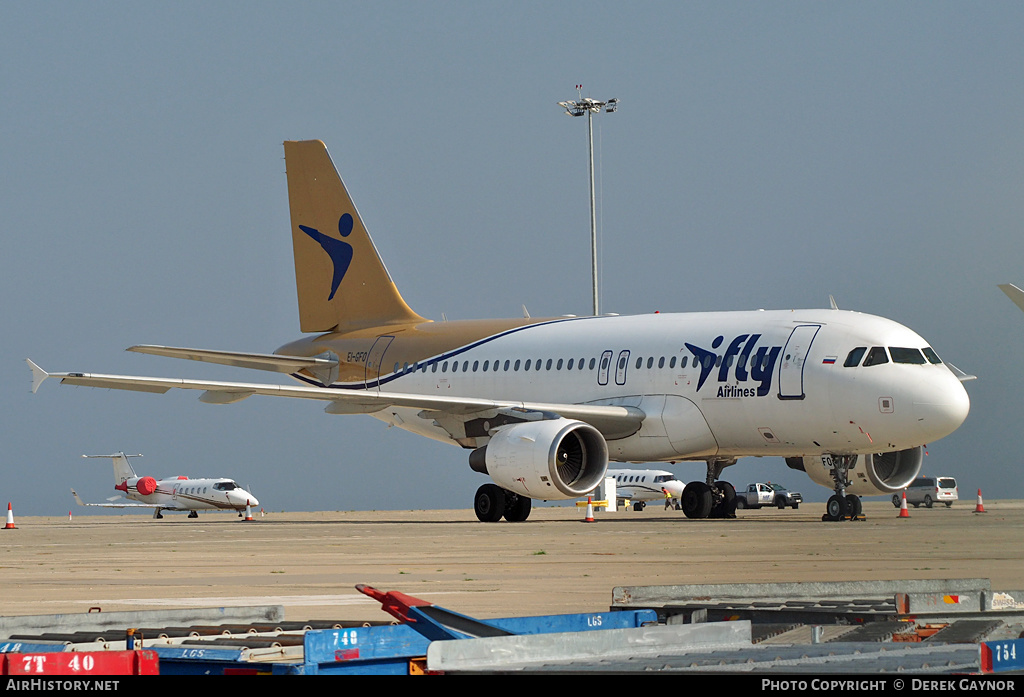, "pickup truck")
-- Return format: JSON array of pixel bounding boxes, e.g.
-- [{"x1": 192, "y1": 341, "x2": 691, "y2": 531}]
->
[{"x1": 735, "y1": 482, "x2": 802, "y2": 510}]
